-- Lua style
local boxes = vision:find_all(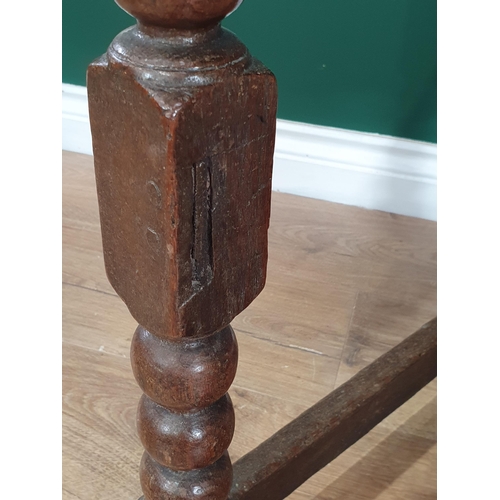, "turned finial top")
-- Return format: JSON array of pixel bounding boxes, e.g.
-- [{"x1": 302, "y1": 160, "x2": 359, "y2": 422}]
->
[{"x1": 116, "y1": 0, "x2": 243, "y2": 29}]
